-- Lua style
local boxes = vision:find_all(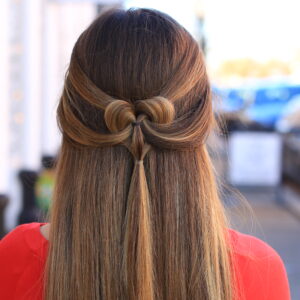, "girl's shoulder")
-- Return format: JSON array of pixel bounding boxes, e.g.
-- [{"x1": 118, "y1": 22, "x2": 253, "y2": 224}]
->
[
  {"x1": 0, "y1": 222, "x2": 48, "y2": 258},
  {"x1": 228, "y1": 228, "x2": 291, "y2": 300},
  {"x1": 228, "y1": 228, "x2": 281, "y2": 259},
  {"x1": 0, "y1": 222, "x2": 48, "y2": 299}
]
